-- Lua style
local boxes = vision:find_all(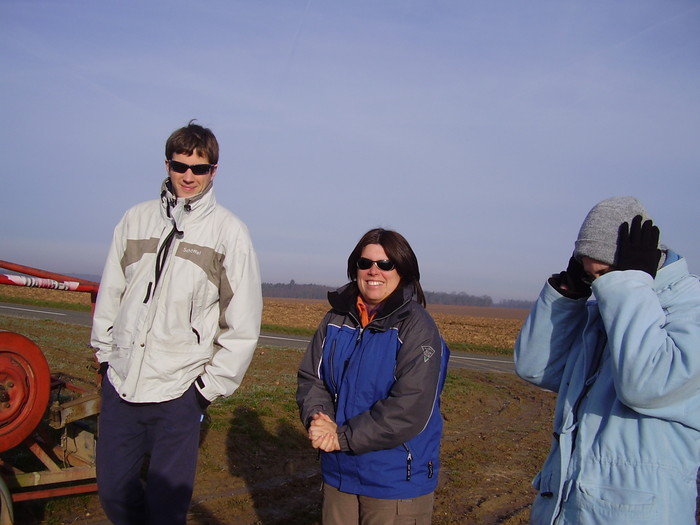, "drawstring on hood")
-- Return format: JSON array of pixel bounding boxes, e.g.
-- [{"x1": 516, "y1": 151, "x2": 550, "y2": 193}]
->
[
  {"x1": 144, "y1": 179, "x2": 191, "y2": 303},
  {"x1": 161, "y1": 177, "x2": 213, "y2": 215},
  {"x1": 148, "y1": 178, "x2": 215, "y2": 304}
]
